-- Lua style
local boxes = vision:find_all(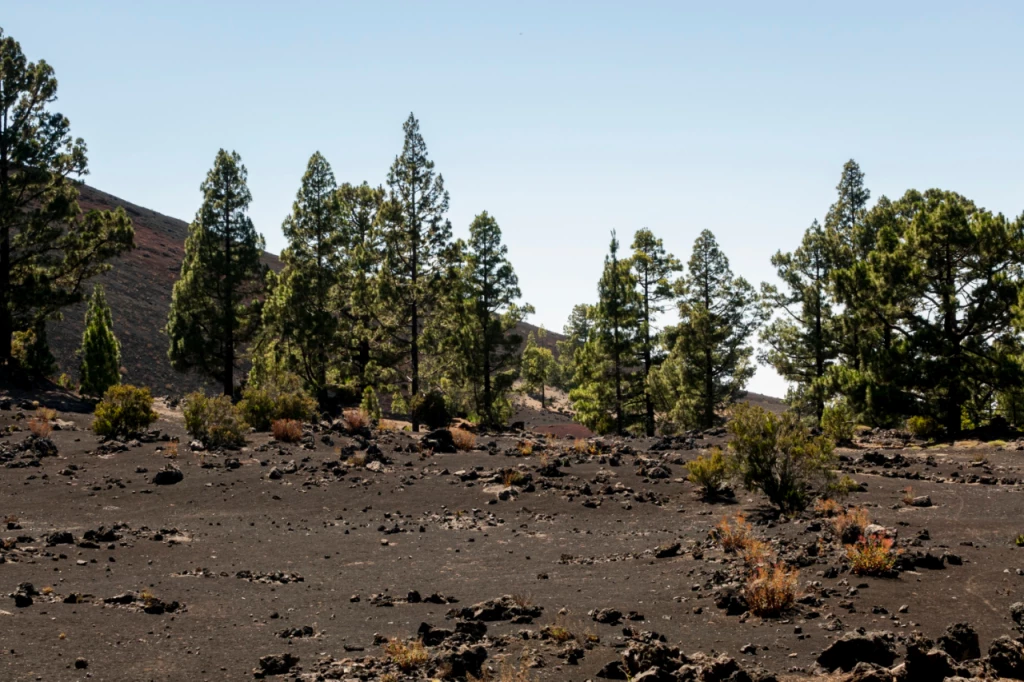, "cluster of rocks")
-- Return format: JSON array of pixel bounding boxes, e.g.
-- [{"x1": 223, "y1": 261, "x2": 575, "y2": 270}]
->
[{"x1": 816, "y1": 612, "x2": 1024, "y2": 681}]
